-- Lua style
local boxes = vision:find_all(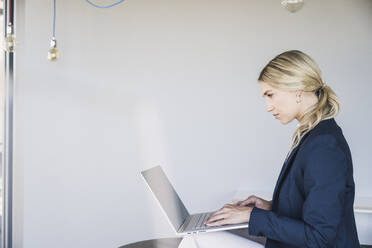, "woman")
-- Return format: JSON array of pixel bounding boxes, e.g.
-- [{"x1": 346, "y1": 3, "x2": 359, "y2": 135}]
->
[{"x1": 205, "y1": 50, "x2": 360, "y2": 247}]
